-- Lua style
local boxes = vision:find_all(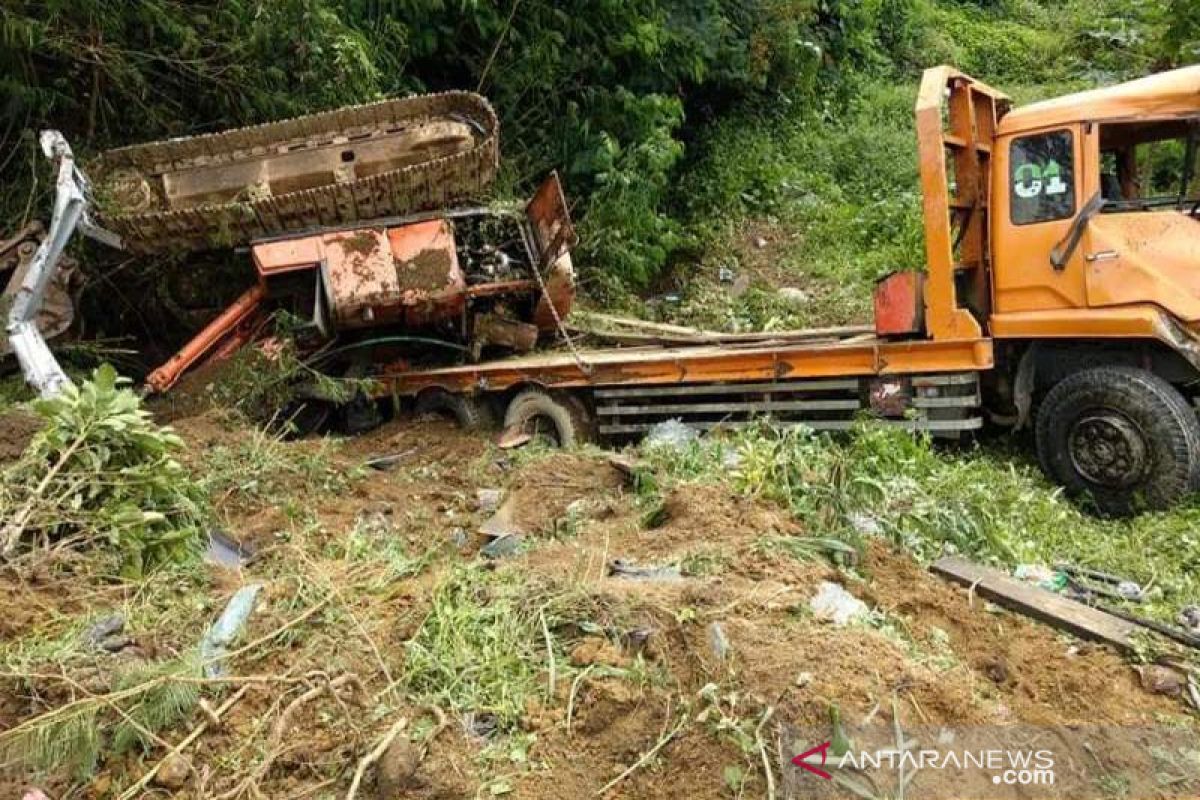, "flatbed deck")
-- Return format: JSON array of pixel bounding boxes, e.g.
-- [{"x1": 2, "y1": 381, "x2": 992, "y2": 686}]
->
[{"x1": 381, "y1": 334, "x2": 994, "y2": 395}]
